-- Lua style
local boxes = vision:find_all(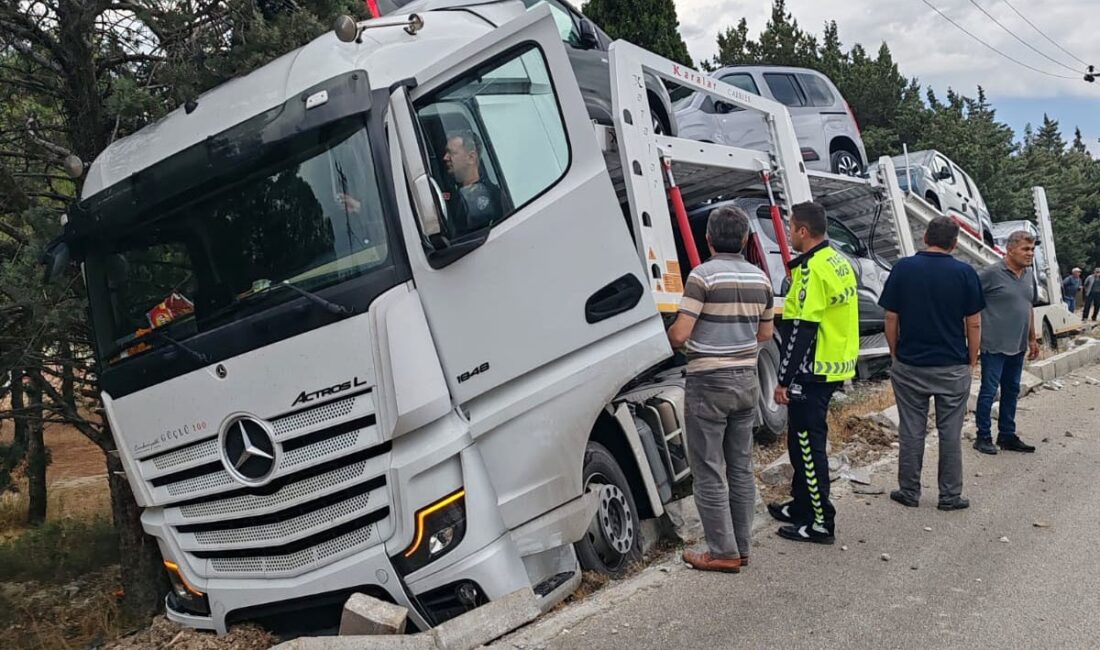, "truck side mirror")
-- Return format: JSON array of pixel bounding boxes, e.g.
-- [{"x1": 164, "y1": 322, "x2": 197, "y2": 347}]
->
[
  {"x1": 41, "y1": 239, "x2": 71, "y2": 284},
  {"x1": 936, "y1": 167, "x2": 952, "y2": 180},
  {"x1": 411, "y1": 173, "x2": 445, "y2": 241},
  {"x1": 578, "y1": 19, "x2": 599, "y2": 50}
]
